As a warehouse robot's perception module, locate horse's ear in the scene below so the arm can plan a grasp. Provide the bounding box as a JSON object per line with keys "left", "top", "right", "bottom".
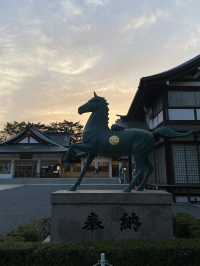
{"left": 94, "top": 91, "right": 98, "bottom": 97}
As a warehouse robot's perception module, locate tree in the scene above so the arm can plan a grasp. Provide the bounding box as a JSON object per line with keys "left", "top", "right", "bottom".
{"left": 0, "top": 120, "right": 83, "bottom": 143}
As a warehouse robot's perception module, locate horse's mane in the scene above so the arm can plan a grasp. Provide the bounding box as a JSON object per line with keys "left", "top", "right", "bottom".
{"left": 96, "top": 96, "right": 109, "bottom": 127}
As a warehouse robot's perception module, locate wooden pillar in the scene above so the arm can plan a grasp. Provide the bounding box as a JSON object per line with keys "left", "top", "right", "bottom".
{"left": 109, "top": 159, "right": 112, "bottom": 178}
{"left": 118, "top": 161, "right": 122, "bottom": 177}
{"left": 36, "top": 160, "right": 41, "bottom": 178}
{"left": 94, "top": 159, "right": 98, "bottom": 169}
{"left": 128, "top": 154, "right": 132, "bottom": 183}
{"left": 11, "top": 160, "right": 15, "bottom": 178}
{"left": 165, "top": 140, "right": 174, "bottom": 185}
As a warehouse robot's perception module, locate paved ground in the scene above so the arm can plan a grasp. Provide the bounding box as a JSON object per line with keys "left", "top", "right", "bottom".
{"left": 0, "top": 184, "right": 66, "bottom": 235}
{"left": 0, "top": 178, "right": 125, "bottom": 235}
{"left": 0, "top": 185, "right": 23, "bottom": 191}
{"left": 175, "top": 203, "right": 200, "bottom": 219}
{"left": 0, "top": 180, "right": 199, "bottom": 236}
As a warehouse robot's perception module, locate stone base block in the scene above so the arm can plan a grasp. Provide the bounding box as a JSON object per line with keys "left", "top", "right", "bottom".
{"left": 51, "top": 190, "right": 174, "bottom": 243}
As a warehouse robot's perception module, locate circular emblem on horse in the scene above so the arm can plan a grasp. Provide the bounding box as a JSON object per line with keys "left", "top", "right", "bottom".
{"left": 109, "top": 135, "right": 120, "bottom": 145}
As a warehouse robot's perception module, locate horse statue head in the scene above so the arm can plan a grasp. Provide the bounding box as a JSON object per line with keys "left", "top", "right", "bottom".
{"left": 62, "top": 92, "right": 109, "bottom": 174}
{"left": 78, "top": 92, "right": 108, "bottom": 115}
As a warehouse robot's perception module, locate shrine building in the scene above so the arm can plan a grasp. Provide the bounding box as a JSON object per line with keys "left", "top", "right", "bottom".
{"left": 0, "top": 126, "right": 69, "bottom": 178}
{"left": 120, "top": 54, "right": 200, "bottom": 201}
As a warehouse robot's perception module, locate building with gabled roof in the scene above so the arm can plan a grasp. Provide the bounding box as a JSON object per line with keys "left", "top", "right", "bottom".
{"left": 121, "top": 55, "right": 200, "bottom": 202}
{"left": 0, "top": 126, "right": 69, "bottom": 178}
{"left": 0, "top": 125, "right": 117, "bottom": 179}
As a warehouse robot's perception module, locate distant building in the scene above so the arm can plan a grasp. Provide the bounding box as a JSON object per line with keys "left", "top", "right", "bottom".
{"left": 0, "top": 126, "right": 119, "bottom": 179}
{"left": 0, "top": 126, "right": 69, "bottom": 178}
{"left": 120, "top": 55, "right": 200, "bottom": 201}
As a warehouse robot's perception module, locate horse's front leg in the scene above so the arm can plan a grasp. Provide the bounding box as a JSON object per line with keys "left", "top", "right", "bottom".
{"left": 62, "top": 143, "right": 92, "bottom": 169}
{"left": 69, "top": 153, "right": 95, "bottom": 191}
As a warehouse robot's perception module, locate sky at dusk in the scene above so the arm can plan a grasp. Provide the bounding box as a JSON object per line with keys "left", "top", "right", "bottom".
{"left": 0, "top": 0, "right": 200, "bottom": 127}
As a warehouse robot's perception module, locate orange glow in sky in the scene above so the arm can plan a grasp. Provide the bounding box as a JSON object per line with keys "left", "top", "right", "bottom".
{"left": 0, "top": 0, "right": 199, "bottom": 127}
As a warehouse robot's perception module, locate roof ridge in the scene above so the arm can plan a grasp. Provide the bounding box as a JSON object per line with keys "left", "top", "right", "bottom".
{"left": 4, "top": 126, "right": 65, "bottom": 147}
{"left": 141, "top": 54, "right": 200, "bottom": 82}
{"left": 30, "top": 127, "right": 64, "bottom": 147}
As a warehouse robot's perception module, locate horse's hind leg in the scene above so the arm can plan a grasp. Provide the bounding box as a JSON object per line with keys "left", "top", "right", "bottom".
{"left": 124, "top": 157, "right": 145, "bottom": 192}
{"left": 136, "top": 157, "right": 153, "bottom": 191}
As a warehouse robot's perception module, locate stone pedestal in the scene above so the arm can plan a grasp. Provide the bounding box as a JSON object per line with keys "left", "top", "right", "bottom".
{"left": 51, "top": 190, "right": 174, "bottom": 243}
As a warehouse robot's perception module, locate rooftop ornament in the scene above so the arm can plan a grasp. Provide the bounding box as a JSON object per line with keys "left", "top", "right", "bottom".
{"left": 63, "top": 92, "right": 194, "bottom": 192}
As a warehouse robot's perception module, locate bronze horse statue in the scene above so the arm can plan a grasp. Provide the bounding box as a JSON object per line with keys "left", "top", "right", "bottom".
{"left": 63, "top": 92, "right": 193, "bottom": 192}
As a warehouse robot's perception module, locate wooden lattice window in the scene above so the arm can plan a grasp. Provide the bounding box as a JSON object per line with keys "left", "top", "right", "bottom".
{"left": 173, "top": 144, "right": 200, "bottom": 184}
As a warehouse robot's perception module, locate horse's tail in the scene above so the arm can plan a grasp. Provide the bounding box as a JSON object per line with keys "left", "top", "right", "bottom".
{"left": 153, "top": 127, "right": 194, "bottom": 139}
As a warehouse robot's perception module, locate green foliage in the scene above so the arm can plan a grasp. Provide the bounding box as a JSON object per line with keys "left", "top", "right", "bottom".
{"left": 1, "top": 218, "right": 50, "bottom": 243}
{"left": 0, "top": 120, "right": 83, "bottom": 143}
{"left": 0, "top": 240, "right": 200, "bottom": 266}
{"left": 0, "top": 242, "right": 37, "bottom": 266}
{"left": 175, "top": 213, "right": 200, "bottom": 238}
{"left": 1, "top": 214, "right": 200, "bottom": 265}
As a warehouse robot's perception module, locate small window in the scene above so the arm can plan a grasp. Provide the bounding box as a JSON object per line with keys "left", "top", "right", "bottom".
{"left": 168, "top": 109, "right": 195, "bottom": 120}
{"left": 168, "top": 91, "right": 196, "bottom": 107}
{"left": 0, "top": 161, "right": 11, "bottom": 174}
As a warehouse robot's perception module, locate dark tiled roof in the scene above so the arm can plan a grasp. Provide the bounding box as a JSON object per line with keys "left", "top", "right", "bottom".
{"left": 140, "top": 54, "right": 200, "bottom": 85}
{"left": 1, "top": 126, "right": 70, "bottom": 154}
{"left": 30, "top": 127, "right": 64, "bottom": 146}
{"left": 4, "top": 126, "right": 69, "bottom": 147}
{"left": 126, "top": 54, "right": 200, "bottom": 121}
{"left": 45, "top": 132, "right": 70, "bottom": 146}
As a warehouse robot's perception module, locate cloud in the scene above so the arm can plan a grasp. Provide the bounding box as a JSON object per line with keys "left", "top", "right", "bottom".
{"left": 49, "top": 55, "right": 101, "bottom": 75}
{"left": 122, "top": 9, "right": 169, "bottom": 31}
{"left": 183, "top": 29, "right": 200, "bottom": 51}
{"left": 85, "top": 0, "right": 109, "bottom": 6}
{"left": 69, "top": 24, "right": 92, "bottom": 32}
{"left": 61, "top": 0, "right": 83, "bottom": 16}
{"left": 0, "top": 0, "right": 200, "bottom": 127}
{"left": 175, "top": 0, "right": 194, "bottom": 7}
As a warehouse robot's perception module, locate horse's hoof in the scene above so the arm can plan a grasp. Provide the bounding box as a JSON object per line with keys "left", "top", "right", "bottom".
{"left": 136, "top": 187, "right": 144, "bottom": 191}
{"left": 124, "top": 186, "right": 132, "bottom": 192}
{"left": 69, "top": 185, "right": 77, "bottom": 191}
